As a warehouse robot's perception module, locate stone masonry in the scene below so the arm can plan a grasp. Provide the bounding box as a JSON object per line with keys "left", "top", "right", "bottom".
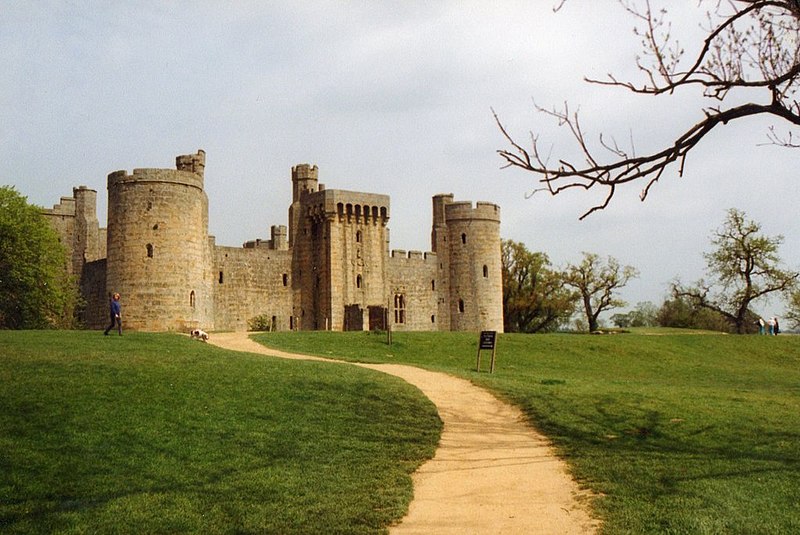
{"left": 42, "top": 150, "right": 503, "bottom": 333}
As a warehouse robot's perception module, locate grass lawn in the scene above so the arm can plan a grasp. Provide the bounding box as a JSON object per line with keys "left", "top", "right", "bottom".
{"left": 0, "top": 331, "right": 441, "bottom": 534}
{"left": 254, "top": 330, "right": 800, "bottom": 534}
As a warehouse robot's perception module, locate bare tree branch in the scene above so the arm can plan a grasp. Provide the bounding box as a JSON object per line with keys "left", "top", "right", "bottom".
{"left": 498, "top": 0, "right": 800, "bottom": 218}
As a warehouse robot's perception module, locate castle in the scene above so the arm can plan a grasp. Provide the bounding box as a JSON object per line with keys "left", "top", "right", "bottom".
{"left": 43, "top": 150, "right": 503, "bottom": 333}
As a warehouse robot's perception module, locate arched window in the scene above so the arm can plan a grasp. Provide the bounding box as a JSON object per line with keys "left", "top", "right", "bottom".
{"left": 218, "top": 271, "right": 224, "bottom": 284}
{"left": 431, "top": 314, "right": 436, "bottom": 323}
{"left": 431, "top": 279, "right": 436, "bottom": 291}
{"left": 282, "top": 273, "right": 288, "bottom": 286}
{"left": 356, "top": 275, "right": 363, "bottom": 289}
{"left": 461, "top": 233, "right": 467, "bottom": 244}
{"left": 189, "top": 290, "right": 195, "bottom": 308}
{"left": 356, "top": 230, "right": 362, "bottom": 243}
{"left": 146, "top": 243, "right": 154, "bottom": 258}
{"left": 483, "top": 265, "right": 489, "bottom": 278}
{"left": 458, "top": 299, "right": 465, "bottom": 313}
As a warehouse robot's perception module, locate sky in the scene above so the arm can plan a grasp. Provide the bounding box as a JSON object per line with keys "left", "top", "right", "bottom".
{"left": 2, "top": 1, "right": 798, "bottom": 321}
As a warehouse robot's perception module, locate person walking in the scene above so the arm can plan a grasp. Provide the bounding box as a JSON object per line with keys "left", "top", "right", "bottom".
{"left": 767, "top": 317, "right": 776, "bottom": 336}
{"left": 104, "top": 293, "right": 122, "bottom": 336}
{"left": 758, "top": 317, "right": 766, "bottom": 335}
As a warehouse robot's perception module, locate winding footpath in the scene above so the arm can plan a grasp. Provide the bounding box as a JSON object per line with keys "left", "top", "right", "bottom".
{"left": 209, "top": 332, "right": 598, "bottom": 534}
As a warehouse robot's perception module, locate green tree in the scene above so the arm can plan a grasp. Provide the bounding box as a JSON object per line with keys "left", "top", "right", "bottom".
{"left": 672, "top": 208, "right": 798, "bottom": 334}
{"left": 563, "top": 252, "right": 638, "bottom": 332}
{"left": 610, "top": 312, "right": 632, "bottom": 328}
{"left": 611, "top": 301, "right": 659, "bottom": 328}
{"left": 501, "top": 239, "right": 576, "bottom": 333}
{"left": 657, "top": 294, "right": 730, "bottom": 332}
{"left": 0, "top": 186, "right": 77, "bottom": 328}
{"left": 783, "top": 289, "right": 800, "bottom": 330}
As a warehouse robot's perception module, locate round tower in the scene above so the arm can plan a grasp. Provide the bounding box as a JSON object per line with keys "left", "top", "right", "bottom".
{"left": 105, "top": 150, "right": 213, "bottom": 331}
{"left": 445, "top": 201, "right": 503, "bottom": 332}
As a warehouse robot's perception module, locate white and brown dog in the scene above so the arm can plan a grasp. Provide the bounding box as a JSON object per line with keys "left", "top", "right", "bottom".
{"left": 190, "top": 328, "right": 209, "bottom": 342}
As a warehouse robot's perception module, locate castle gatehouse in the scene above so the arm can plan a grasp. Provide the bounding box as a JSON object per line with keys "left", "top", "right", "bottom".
{"left": 43, "top": 150, "right": 503, "bottom": 333}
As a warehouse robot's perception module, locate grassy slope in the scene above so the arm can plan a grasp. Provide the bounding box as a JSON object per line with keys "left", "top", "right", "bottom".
{"left": 254, "top": 330, "right": 800, "bottom": 534}
{"left": 0, "top": 331, "right": 441, "bottom": 535}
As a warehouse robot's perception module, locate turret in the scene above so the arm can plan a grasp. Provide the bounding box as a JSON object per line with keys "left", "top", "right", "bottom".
{"left": 443, "top": 200, "right": 503, "bottom": 332}
{"left": 176, "top": 150, "right": 206, "bottom": 178}
{"left": 431, "top": 193, "right": 454, "bottom": 253}
{"left": 271, "top": 225, "right": 288, "bottom": 250}
{"left": 291, "top": 164, "right": 319, "bottom": 201}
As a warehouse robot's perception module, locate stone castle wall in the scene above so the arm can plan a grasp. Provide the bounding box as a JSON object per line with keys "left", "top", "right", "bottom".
{"left": 42, "top": 186, "right": 107, "bottom": 328}
{"left": 213, "top": 244, "right": 293, "bottom": 331}
{"left": 81, "top": 259, "right": 108, "bottom": 328}
{"left": 43, "top": 150, "right": 503, "bottom": 333}
{"left": 42, "top": 189, "right": 102, "bottom": 278}
{"left": 387, "top": 250, "right": 439, "bottom": 331}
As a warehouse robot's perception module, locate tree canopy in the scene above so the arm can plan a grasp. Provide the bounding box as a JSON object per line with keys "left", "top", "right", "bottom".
{"left": 0, "top": 186, "right": 77, "bottom": 329}
{"left": 501, "top": 239, "right": 575, "bottom": 332}
{"left": 672, "top": 208, "right": 798, "bottom": 333}
{"left": 496, "top": 0, "right": 800, "bottom": 218}
{"left": 656, "top": 294, "right": 731, "bottom": 332}
{"left": 610, "top": 301, "right": 658, "bottom": 328}
{"left": 563, "top": 252, "right": 639, "bottom": 332}
{"left": 786, "top": 288, "right": 800, "bottom": 329}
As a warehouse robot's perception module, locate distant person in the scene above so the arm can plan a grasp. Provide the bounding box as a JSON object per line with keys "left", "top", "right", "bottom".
{"left": 758, "top": 317, "right": 765, "bottom": 335}
{"left": 767, "top": 317, "right": 776, "bottom": 336}
{"left": 774, "top": 317, "right": 780, "bottom": 335}
{"left": 104, "top": 293, "right": 122, "bottom": 336}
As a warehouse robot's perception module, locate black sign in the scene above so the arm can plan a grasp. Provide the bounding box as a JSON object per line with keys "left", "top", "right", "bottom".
{"left": 479, "top": 330, "right": 496, "bottom": 350}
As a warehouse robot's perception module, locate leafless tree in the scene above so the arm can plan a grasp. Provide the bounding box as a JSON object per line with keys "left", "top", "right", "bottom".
{"left": 563, "top": 252, "right": 639, "bottom": 332}
{"left": 496, "top": 0, "right": 800, "bottom": 219}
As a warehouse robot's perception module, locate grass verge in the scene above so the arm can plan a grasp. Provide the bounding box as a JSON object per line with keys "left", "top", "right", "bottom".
{"left": 253, "top": 330, "right": 800, "bottom": 534}
{"left": 0, "top": 331, "right": 441, "bottom": 534}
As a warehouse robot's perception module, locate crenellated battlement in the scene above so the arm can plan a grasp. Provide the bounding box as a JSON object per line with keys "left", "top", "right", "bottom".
{"left": 390, "top": 250, "right": 437, "bottom": 262}
{"left": 292, "top": 163, "right": 319, "bottom": 180}
{"left": 107, "top": 166, "right": 204, "bottom": 191}
{"left": 176, "top": 150, "right": 205, "bottom": 177}
{"left": 444, "top": 200, "right": 501, "bottom": 223}
{"left": 242, "top": 225, "right": 289, "bottom": 251}
{"left": 302, "top": 189, "right": 391, "bottom": 224}
{"left": 44, "top": 196, "right": 77, "bottom": 216}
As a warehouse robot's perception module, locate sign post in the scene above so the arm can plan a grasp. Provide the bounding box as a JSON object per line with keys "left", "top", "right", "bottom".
{"left": 476, "top": 330, "right": 497, "bottom": 373}
{"left": 385, "top": 300, "right": 392, "bottom": 346}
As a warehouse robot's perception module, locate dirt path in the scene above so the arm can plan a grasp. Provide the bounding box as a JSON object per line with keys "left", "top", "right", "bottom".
{"left": 208, "top": 332, "right": 598, "bottom": 534}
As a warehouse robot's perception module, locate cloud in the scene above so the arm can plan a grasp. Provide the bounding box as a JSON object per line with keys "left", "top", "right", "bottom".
{"left": 2, "top": 1, "right": 797, "bottom": 319}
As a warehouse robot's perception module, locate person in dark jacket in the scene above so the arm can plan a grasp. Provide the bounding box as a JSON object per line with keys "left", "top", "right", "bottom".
{"left": 104, "top": 293, "right": 122, "bottom": 336}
